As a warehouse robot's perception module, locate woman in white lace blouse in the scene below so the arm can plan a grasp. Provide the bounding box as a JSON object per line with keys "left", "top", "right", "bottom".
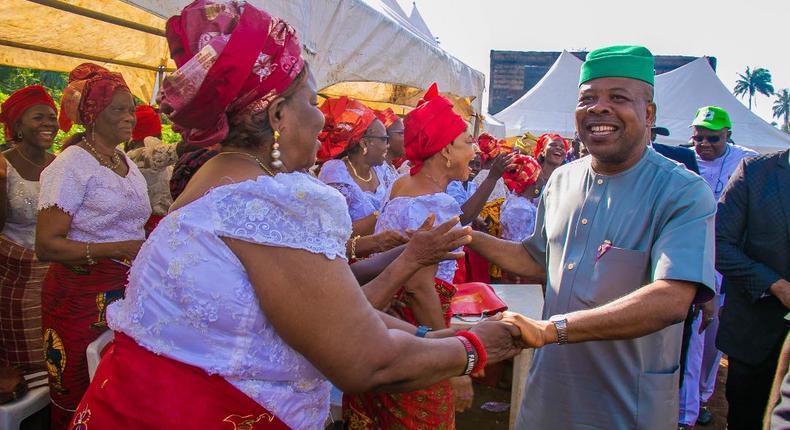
{"left": 0, "top": 85, "right": 58, "bottom": 375}
{"left": 35, "top": 64, "right": 150, "bottom": 430}
{"left": 73, "top": 2, "right": 524, "bottom": 429}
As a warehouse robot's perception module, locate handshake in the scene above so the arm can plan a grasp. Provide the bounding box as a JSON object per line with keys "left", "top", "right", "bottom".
{"left": 466, "top": 312, "right": 557, "bottom": 365}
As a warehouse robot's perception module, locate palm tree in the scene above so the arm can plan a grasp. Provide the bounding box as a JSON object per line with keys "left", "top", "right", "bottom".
{"left": 773, "top": 89, "right": 790, "bottom": 133}
{"left": 733, "top": 67, "right": 775, "bottom": 110}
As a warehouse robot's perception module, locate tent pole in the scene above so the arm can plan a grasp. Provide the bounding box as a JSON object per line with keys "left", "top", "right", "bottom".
{"left": 25, "top": 0, "right": 165, "bottom": 36}
{"left": 0, "top": 39, "right": 173, "bottom": 72}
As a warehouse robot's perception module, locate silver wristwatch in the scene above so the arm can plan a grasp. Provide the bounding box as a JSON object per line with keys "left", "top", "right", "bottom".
{"left": 549, "top": 314, "right": 569, "bottom": 345}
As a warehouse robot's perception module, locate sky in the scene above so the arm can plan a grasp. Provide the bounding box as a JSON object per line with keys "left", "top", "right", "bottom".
{"left": 396, "top": 0, "right": 790, "bottom": 125}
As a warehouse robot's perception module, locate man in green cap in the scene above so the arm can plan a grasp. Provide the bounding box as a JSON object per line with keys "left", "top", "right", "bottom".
{"left": 468, "top": 45, "right": 716, "bottom": 429}
{"left": 678, "top": 106, "right": 757, "bottom": 429}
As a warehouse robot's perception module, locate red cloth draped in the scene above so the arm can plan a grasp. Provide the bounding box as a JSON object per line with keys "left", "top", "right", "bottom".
{"left": 503, "top": 154, "right": 542, "bottom": 194}
{"left": 317, "top": 96, "right": 376, "bottom": 162}
{"left": 0, "top": 85, "right": 57, "bottom": 140}
{"left": 71, "top": 332, "right": 290, "bottom": 430}
{"left": 477, "top": 132, "right": 509, "bottom": 163}
{"left": 374, "top": 107, "right": 399, "bottom": 129}
{"left": 132, "top": 105, "right": 162, "bottom": 141}
{"left": 42, "top": 260, "right": 128, "bottom": 430}
{"left": 160, "top": 0, "right": 304, "bottom": 147}
{"left": 59, "top": 64, "right": 130, "bottom": 132}
{"left": 404, "top": 83, "right": 467, "bottom": 175}
{"left": 533, "top": 133, "right": 569, "bottom": 158}
{"left": 463, "top": 246, "right": 492, "bottom": 284}
{"left": 343, "top": 278, "right": 456, "bottom": 429}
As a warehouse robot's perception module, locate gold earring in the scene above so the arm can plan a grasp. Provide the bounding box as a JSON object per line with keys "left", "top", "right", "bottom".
{"left": 362, "top": 146, "right": 368, "bottom": 156}
{"left": 271, "top": 130, "right": 283, "bottom": 170}
{"left": 446, "top": 158, "right": 452, "bottom": 168}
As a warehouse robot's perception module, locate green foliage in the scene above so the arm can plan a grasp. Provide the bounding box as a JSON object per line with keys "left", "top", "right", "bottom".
{"left": 733, "top": 67, "right": 775, "bottom": 110}
{"left": 0, "top": 65, "right": 179, "bottom": 148}
{"left": 772, "top": 89, "right": 790, "bottom": 133}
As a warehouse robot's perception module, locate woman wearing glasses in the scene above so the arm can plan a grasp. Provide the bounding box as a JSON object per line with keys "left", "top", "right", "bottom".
{"left": 317, "top": 97, "right": 407, "bottom": 258}
{"left": 344, "top": 83, "right": 481, "bottom": 428}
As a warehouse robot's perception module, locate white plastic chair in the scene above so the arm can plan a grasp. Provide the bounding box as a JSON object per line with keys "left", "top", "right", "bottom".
{"left": 0, "top": 385, "right": 50, "bottom": 430}
{"left": 86, "top": 330, "right": 114, "bottom": 381}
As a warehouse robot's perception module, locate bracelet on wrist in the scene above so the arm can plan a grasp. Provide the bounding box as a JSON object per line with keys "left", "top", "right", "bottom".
{"left": 85, "top": 242, "right": 97, "bottom": 266}
{"left": 415, "top": 326, "right": 432, "bottom": 338}
{"left": 456, "top": 336, "right": 477, "bottom": 376}
{"left": 456, "top": 330, "right": 487, "bottom": 375}
{"left": 349, "top": 235, "right": 361, "bottom": 260}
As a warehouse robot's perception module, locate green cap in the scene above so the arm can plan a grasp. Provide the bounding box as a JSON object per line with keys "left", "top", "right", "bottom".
{"left": 579, "top": 45, "right": 655, "bottom": 86}
{"left": 691, "top": 106, "right": 731, "bottom": 130}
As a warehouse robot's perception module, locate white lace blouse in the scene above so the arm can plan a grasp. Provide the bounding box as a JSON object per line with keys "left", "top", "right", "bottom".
{"left": 471, "top": 169, "right": 508, "bottom": 202}
{"left": 500, "top": 194, "right": 538, "bottom": 242}
{"left": 318, "top": 159, "right": 392, "bottom": 221}
{"left": 38, "top": 146, "right": 150, "bottom": 243}
{"left": 2, "top": 162, "right": 40, "bottom": 249}
{"left": 376, "top": 192, "right": 461, "bottom": 283}
{"left": 107, "top": 172, "right": 351, "bottom": 430}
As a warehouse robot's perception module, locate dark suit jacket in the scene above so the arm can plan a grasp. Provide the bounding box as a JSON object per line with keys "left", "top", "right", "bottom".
{"left": 716, "top": 150, "right": 790, "bottom": 365}
{"left": 652, "top": 142, "right": 700, "bottom": 174}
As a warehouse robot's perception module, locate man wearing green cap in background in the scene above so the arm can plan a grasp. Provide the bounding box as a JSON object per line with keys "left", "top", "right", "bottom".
{"left": 468, "top": 45, "right": 716, "bottom": 428}
{"left": 678, "top": 106, "right": 757, "bottom": 429}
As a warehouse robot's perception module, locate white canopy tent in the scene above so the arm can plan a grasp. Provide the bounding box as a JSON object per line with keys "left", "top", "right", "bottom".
{"left": 654, "top": 57, "right": 790, "bottom": 154}
{"left": 493, "top": 50, "right": 583, "bottom": 138}
{"left": 482, "top": 114, "right": 506, "bottom": 138}
{"left": 0, "top": 0, "right": 484, "bottom": 116}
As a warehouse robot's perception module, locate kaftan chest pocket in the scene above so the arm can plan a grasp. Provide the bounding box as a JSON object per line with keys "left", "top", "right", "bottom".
{"left": 576, "top": 247, "right": 649, "bottom": 307}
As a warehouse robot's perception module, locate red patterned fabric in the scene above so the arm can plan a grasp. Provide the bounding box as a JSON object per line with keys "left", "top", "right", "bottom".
{"left": 343, "top": 278, "right": 457, "bottom": 429}
{"left": 42, "top": 260, "right": 128, "bottom": 430}
{"left": 374, "top": 107, "right": 399, "bottom": 129}
{"left": 59, "top": 64, "right": 130, "bottom": 132}
{"left": 132, "top": 105, "right": 162, "bottom": 141}
{"left": 477, "top": 132, "right": 509, "bottom": 163}
{"left": 160, "top": 0, "right": 304, "bottom": 147}
{"left": 316, "top": 96, "right": 376, "bottom": 162}
{"left": 0, "top": 236, "right": 49, "bottom": 372}
{"left": 404, "top": 83, "right": 467, "bottom": 175}
{"left": 503, "top": 154, "right": 542, "bottom": 194}
{"left": 0, "top": 85, "right": 57, "bottom": 140}
{"left": 71, "top": 332, "right": 291, "bottom": 430}
{"left": 533, "top": 133, "right": 568, "bottom": 158}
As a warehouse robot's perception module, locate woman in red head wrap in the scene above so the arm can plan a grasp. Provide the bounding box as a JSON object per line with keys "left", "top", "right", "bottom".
{"left": 35, "top": 63, "right": 151, "bottom": 429}
{"left": 501, "top": 154, "right": 542, "bottom": 241}
{"left": 374, "top": 107, "right": 406, "bottom": 179}
{"left": 0, "top": 85, "right": 57, "bottom": 375}
{"left": 343, "top": 83, "right": 481, "bottom": 428}
{"left": 317, "top": 97, "right": 407, "bottom": 257}
{"left": 72, "top": 3, "right": 523, "bottom": 430}
{"left": 125, "top": 105, "right": 177, "bottom": 234}
{"left": 525, "top": 133, "right": 568, "bottom": 199}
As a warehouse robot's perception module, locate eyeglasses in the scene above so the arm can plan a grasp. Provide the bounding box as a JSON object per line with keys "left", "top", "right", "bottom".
{"left": 364, "top": 135, "right": 389, "bottom": 143}
{"left": 691, "top": 135, "right": 722, "bottom": 144}
{"left": 388, "top": 130, "right": 404, "bottom": 136}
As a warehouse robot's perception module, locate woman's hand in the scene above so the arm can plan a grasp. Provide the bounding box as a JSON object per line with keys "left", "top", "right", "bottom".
{"left": 402, "top": 215, "right": 471, "bottom": 267}
{"left": 488, "top": 153, "right": 516, "bottom": 179}
{"left": 450, "top": 375, "right": 474, "bottom": 412}
{"left": 468, "top": 315, "right": 525, "bottom": 365}
{"left": 371, "top": 230, "right": 409, "bottom": 253}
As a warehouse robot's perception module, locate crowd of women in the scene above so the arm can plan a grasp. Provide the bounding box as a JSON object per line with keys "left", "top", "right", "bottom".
{"left": 0, "top": 1, "right": 580, "bottom": 428}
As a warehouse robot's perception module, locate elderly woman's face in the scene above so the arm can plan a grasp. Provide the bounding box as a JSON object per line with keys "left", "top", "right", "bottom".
{"left": 361, "top": 119, "right": 389, "bottom": 167}
{"left": 278, "top": 72, "right": 325, "bottom": 171}
{"left": 94, "top": 91, "right": 136, "bottom": 143}
{"left": 446, "top": 129, "right": 477, "bottom": 181}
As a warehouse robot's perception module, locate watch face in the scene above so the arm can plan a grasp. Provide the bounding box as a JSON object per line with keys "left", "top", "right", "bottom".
{"left": 549, "top": 314, "right": 566, "bottom": 322}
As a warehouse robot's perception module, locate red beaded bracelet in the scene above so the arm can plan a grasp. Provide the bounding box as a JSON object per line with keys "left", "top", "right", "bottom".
{"left": 456, "top": 330, "right": 487, "bottom": 375}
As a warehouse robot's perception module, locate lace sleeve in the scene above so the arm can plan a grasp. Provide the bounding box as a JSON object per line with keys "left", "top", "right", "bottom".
{"left": 404, "top": 193, "right": 462, "bottom": 231}
{"left": 38, "top": 148, "right": 88, "bottom": 215}
{"left": 211, "top": 173, "right": 352, "bottom": 260}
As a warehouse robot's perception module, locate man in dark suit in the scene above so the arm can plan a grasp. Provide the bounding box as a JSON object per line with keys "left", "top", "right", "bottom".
{"left": 716, "top": 149, "right": 790, "bottom": 430}
{"left": 651, "top": 126, "right": 700, "bottom": 174}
